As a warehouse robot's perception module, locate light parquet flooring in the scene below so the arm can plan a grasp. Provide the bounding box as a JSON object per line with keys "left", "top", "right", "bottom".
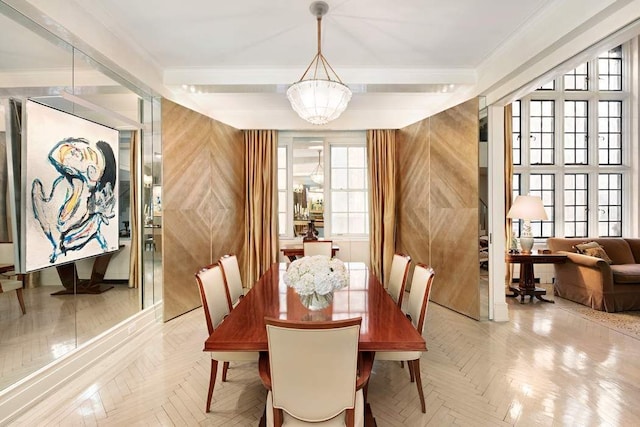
{"left": 13, "top": 289, "right": 640, "bottom": 426}
{"left": 0, "top": 284, "right": 139, "bottom": 391}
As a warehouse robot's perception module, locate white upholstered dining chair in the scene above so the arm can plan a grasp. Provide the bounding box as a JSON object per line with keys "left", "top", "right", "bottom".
{"left": 218, "top": 254, "right": 244, "bottom": 309}
{"left": 376, "top": 263, "right": 434, "bottom": 413}
{"left": 387, "top": 253, "right": 411, "bottom": 309}
{"left": 195, "top": 263, "right": 258, "bottom": 412}
{"left": 303, "top": 240, "right": 333, "bottom": 257}
{"left": 260, "top": 317, "right": 372, "bottom": 427}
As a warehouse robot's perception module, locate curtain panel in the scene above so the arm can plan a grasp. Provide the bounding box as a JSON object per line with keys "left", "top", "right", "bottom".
{"left": 367, "top": 129, "right": 397, "bottom": 284}
{"left": 128, "top": 131, "right": 140, "bottom": 289}
{"left": 244, "top": 130, "right": 279, "bottom": 288}
{"left": 504, "top": 105, "right": 513, "bottom": 288}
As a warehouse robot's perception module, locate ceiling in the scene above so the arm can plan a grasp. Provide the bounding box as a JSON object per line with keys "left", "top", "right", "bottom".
{"left": 3, "top": 0, "right": 638, "bottom": 130}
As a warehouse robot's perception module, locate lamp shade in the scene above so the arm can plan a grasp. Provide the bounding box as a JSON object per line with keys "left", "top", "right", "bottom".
{"left": 287, "top": 79, "right": 352, "bottom": 125}
{"left": 507, "top": 195, "right": 548, "bottom": 221}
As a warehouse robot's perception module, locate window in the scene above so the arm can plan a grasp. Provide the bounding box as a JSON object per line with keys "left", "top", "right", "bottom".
{"left": 512, "top": 44, "right": 628, "bottom": 239}
{"left": 278, "top": 132, "right": 368, "bottom": 238}
{"left": 330, "top": 146, "right": 368, "bottom": 235}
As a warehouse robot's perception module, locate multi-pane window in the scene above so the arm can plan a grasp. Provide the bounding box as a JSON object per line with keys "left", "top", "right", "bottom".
{"left": 529, "top": 174, "right": 555, "bottom": 237}
{"left": 512, "top": 44, "right": 628, "bottom": 240}
{"left": 598, "top": 46, "right": 622, "bottom": 91}
{"left": 564, "top": 100, "right": 588, "bottom": 165}
{"left": 511, "top": 174, "right": 522, "bottom": 237}
{"left": 564, "top": 174, "right": 588, "bottom": 237}
{"left": 529, "top": 100, "right": 555, "bottom": 165}
{"left": 277, "top": 146, "right": 287, "bottom": 236}
{"left": 278, "top": 133, "right": 368, "bottom": 238}
{"left": 331, "top": 146, "right": 368, "bottom": 235}
{"left": 512, "top": 101, "right": 521, "bottom": 165}
{"left": 537, "top": 81, "right": 555, "bottom": 91}
{"left": 598, "top": 100, "right": 622, "bottom": 165}
{"left": 564, "top": 64, "right": 589, "bottom": 91}
{"left": 598, "top": 173, "right": 622, "bottom": 236}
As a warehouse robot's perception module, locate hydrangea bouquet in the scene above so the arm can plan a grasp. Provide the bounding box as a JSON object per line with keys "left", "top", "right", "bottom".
{"left": 284, "top": 255, "right": 349, "bottom": 310}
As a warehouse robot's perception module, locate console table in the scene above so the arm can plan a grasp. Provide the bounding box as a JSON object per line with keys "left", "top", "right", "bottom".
{"left": 280, "top": 244, "right": 339, "bottom": 262}
{"left": 51, "top": 245, "right": 125, "bottom": 295}
{"left": 505, "top": 253, "right": 567, "bottom": 304}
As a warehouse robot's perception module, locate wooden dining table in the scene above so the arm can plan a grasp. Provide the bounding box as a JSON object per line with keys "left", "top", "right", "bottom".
{"left": 204, "top": 262, "right": 426, "bottom": 353}
{"left": 204, "top": 262, "right": 426, "bottom": 426}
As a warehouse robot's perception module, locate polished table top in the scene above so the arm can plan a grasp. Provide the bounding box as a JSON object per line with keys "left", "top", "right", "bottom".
{"left": 204, "top": 262, "right": 426, "bottom": 353}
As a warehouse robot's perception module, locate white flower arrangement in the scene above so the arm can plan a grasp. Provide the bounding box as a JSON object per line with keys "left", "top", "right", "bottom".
{"left": 284, "top": 255, "right": 349, "bottom": 296}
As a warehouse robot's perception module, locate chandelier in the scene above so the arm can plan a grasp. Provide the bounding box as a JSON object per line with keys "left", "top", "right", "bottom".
{"left": 309, "top": 149, "right": 324, "bottom": 184}
{"left": 287, "top": 1, "right": 352, "bottom": 125}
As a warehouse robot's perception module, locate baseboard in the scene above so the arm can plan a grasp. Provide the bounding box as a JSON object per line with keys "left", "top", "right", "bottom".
{"left": 492, "top": 301, "right": 510, "bottom": 322}
{"left": 0, "top": 304, "right": 159, "bottom": 424}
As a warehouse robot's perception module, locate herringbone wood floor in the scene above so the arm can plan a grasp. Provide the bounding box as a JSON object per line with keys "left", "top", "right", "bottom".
{"left": 14, "top": 288, "right": 640, "bottom": 426}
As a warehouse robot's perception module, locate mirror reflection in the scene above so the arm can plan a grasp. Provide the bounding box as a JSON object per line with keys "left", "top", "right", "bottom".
{"left": 0, "top": 3, "right": 157, "bottom": 391}
{"left": 293, "top": 141, "right": 325, "bottom": 238}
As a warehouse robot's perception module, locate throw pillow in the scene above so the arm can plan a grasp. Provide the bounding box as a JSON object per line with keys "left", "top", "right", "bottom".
{"left": 575, "top": 241, "right": 613, "bottom": 264}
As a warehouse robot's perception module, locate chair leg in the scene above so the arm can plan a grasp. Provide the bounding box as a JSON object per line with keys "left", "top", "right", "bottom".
{"left": 411, "top": 359, "right": 426, "bottom": 413}
{"left": 207, "top": 359, "right": 218, "bottom": 413}
{"left": 407, "top": 359, "right": 415, "bottom": 383}
{"left": 15, "top": 288, "right": 26, "bottom": 315}
{"left": 222, "top": 361, "right": 230, "bottom": 381}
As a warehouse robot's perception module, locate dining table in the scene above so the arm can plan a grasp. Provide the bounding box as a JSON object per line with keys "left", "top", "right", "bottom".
{"left": 204, "top": 262, "right": 427, "bottom": 425}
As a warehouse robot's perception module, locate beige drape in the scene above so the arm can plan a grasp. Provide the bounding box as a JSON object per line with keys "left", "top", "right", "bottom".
{"left": 504, "top": 105, "right": 513, "bottom": 288}
{"left": 128, "top": 131, "right": 140, "bottom": 289}
{"left": 244, "top": 130, "right": 279, "bottom": 288}
{"left": 367, "top": 129, "right": 396, "bottom": 284}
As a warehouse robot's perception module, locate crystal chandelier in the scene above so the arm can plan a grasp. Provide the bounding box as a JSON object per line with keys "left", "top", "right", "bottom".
{"left": 287, "top": 1, "right": 352, "bottom": 125}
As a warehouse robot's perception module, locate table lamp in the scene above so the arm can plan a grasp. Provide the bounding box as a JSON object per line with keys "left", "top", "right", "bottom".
{"left": 507, "top": 195, "right": 548, "bottom": 254}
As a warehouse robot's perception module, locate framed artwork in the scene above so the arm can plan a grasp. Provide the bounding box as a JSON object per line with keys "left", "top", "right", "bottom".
{"left": 23, "top": 100, "right": 119, "bottom": 272}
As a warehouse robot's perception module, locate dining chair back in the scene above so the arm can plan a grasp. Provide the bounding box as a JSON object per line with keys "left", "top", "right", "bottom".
{"left": 303, "top": 240, "right": 333, "bottom": 257}
{"left": 219, "top": 254, "right": 244, "bottom": 309}
{"left": 375, "top": 263, "right": 435, "bottom": 414}
{"left": 195, "top": 264, "right": 258, "bottom": 412}
{"left": 262, "top": 317, "right": 366, "bottom": 426}
{"left": 387, "top": 253, "right": 411, "bottom": 308}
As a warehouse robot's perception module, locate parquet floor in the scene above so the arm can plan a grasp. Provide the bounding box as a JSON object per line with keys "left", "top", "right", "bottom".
{"left": 0, "top": 284, "right": 139, "bottom": 391}
{"left": 13, "top": 286, "right": 640, "bottom": 426}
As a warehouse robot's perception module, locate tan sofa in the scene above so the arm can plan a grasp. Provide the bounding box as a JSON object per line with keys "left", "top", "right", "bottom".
{"left": 547, "top": 238, "right": 640, "bottom": 312}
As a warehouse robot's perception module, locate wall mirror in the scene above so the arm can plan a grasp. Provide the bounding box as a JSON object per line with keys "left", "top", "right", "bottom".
{"left": 292, "top": 140, "right": 325, "bottom": 238}
{"left": 0, "top": 2, "right": 159, "bottom": 392}
{"left": 479, "top": 97, "right": 489, "bottom": 320}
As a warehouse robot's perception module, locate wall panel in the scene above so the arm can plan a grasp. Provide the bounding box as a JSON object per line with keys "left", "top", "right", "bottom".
{"left": 397, "top": 98, "right": 480, "bottom": 319}
{"left": 162, "top": 99, "right": 244, "bottom": 321}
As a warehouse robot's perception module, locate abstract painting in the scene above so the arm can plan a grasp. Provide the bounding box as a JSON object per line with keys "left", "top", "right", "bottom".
{"left": 24, "top": 100, "right": 119, "bottom": 272}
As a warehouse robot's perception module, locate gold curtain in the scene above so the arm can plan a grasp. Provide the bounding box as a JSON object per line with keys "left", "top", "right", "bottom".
{"left": 128, "top": 131, "right": 140, "bottom": 289}
{"left": 504, "top": 105, "right": 513, "bottom": 288}
{"left": 244, "top": 130, "right": 279, "bottom": 288}
{"left": 367, "top": 129, "right": 396, "bottom": 284}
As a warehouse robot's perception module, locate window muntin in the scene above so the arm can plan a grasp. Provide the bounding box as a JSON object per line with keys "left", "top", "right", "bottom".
{"left": 512, "top": 100, "right": 521, "bottom": 165}
{"left": 564, "top": 100, "right": 588, "bottom": 165}
{"left": 529, "top": 173, "right": 555, "bottom": 238}
{"left": 598, "top": 100, "right": 622, "bottom": 165}
{"left": 564, "top": 63, "right": 589, "bottom": 91}
{"left": 529, "top": 100, "right": 555, "bottom": 165}
{"left": 598, "top": 46, "right": 622, "bottom": 91}
{"left": 331, "top": 146, "right": 368, "bottom": 235}
{"left": 598, "top": 173, "right": 622, "bottom": 237}
{"left": 537, "top": 80, "right": 555, "bottom": 91}
{"left": 512, "top": 44, "right": 628, "bottom": 239}
{"left": 564, "top": 174, "right": 588, "bottom": 237}
{"left": 277, "top": 146, "right": 288, "bottom": 236}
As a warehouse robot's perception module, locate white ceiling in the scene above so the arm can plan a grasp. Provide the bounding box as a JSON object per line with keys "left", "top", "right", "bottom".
{"left": 4, "top": 0, "right": 640, "bottom": 129}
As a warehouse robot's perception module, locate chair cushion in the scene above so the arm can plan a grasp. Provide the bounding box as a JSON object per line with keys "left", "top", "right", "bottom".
{"left": 373, "top": 351, "right": 422, "bottom": 362}
{"left": 611, "top": 265, "right": 640, "bottom": 284}
{"left": 0, "top": 279, "right": 22, "bottom": 293}
{"left": 209, "top": 351, "right": 259, "bottom": 362}
{"left": 266, "top": 389, "right": 364, "bottom": 427}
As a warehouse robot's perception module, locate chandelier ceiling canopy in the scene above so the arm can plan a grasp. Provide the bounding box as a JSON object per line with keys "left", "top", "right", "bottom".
{"left": 287, "top": 1, "right": 352, "bottom": 125}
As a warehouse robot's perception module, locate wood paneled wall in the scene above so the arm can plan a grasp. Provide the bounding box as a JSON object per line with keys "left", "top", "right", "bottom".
{"left": 161, "top": 99, "right": 244, "bottom": 321}
{"left": 397, "top": 98, "right": 480, "bottom": 319}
